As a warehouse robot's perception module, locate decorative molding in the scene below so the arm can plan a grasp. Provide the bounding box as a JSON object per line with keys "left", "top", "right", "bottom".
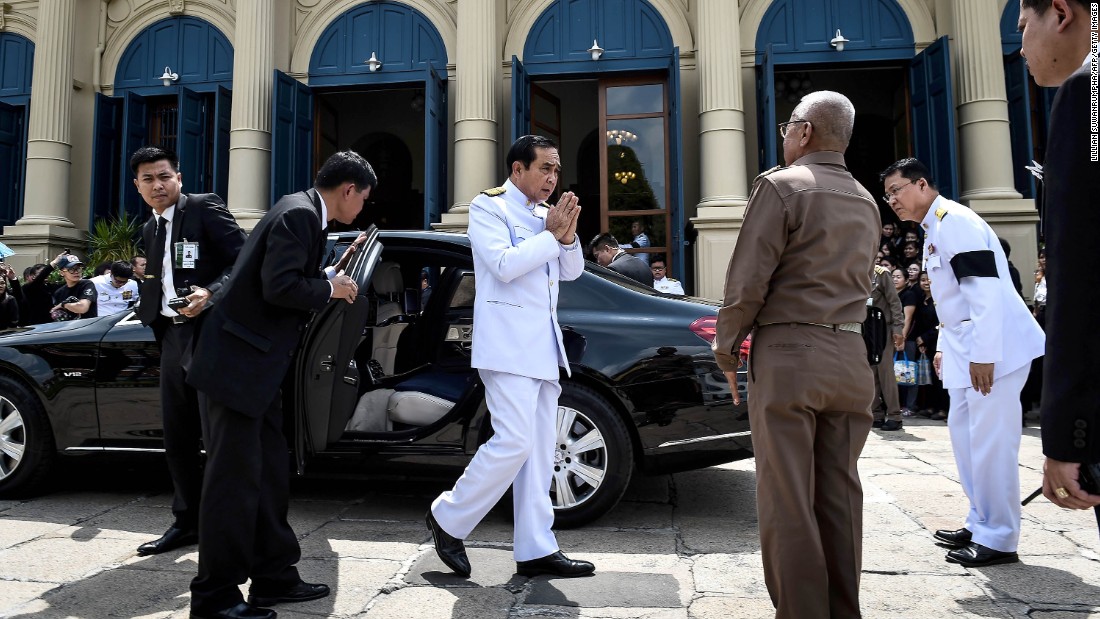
{"left": 0, "top": 3, "right": 35, "bottom": 41}
{"left": 168, "top": 0, "right": 184, "bottom": 16}
{"left": 0, "top": 3, "right": 10, "bottom": 31}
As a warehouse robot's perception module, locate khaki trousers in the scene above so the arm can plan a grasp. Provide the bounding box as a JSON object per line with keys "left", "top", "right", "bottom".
{"left": 872, "top": 337, "right": 902, "bottom": 422}
{"left": 749, "top": 324, "right": 875, "bottom": 619}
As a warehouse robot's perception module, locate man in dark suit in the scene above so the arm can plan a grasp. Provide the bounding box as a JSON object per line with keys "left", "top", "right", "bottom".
{"left": 589, "top": 232, "right": 652, "bottom": 285}
{"left": 1019, "top": 0, "right": 1100, "bottom": 519}
{"left": 129, "top": 146, "right": 246, "bottom": 557}
{"left": 185, "top": 151, "right": 375, "bottom": 619}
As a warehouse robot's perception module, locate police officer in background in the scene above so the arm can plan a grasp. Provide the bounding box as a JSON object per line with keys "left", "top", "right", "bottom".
{"left": 881, "top": 157, "right": 1044, "bottom": 567}
{"left": 713, "top": 91, "right": 879, "bottom": 619}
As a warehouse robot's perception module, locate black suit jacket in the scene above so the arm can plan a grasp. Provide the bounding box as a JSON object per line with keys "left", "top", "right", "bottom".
{"left": 1040, "top": 62, "right": 1100, "bottom": 463}
{"left": 608, "top": 251, "right": 653, "bottom": 286}
{"left": 138, "top": 193, "right": 246, "bottom": 330}
{"left": 186, "top": 189, "right": 332, "bottom": 416}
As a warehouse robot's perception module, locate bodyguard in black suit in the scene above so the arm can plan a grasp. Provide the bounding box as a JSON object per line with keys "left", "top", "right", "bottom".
{"left": 1019, "top": 0, "right": 1100, "bottom": 517}
{"left": 129, "top": 146, "right": 246, "bottom": 557}
{"left": 185, "top": 151, "right": 376, "bottom": 619}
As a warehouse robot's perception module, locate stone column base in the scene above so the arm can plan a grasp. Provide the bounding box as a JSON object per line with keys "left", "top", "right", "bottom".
{"left": 433, "top": 211, "right": 470, "bottom": 234}
{"left": 0, "top": 224, "right": 88, "bottom": 273}
{"left": 691, "top": 204, "right": 748, "bottom": 301}
{"left": 966, "top": 197, "right": 1040, "bottom": 301}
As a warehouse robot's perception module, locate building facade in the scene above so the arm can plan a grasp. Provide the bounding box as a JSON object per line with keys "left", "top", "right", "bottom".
{"left": 0, "top": 0, "right": 1048, "bottom": 298}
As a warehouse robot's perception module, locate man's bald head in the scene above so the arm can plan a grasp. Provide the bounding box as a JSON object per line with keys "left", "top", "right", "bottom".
{"left": 793, "top": 91, "right": 856, "bottom": 151}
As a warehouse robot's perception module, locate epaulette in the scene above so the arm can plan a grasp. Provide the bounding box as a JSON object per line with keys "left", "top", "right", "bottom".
{"left": 539, "top": 201, "right": 551, "bottom": 209}
{"left": 935, "top": 206, "right": 949, "bottom": 221}
{"left": 667, "top": 277, "right": 679, "bottom": 282}
{"left": 873, "top": 265, "right": 889, "bottom": 276}
{"left": 481, "top": 186, "right": 506, "bottom": 197}
{"left": 754, "top": 165, "right": 785, "bottom": 182}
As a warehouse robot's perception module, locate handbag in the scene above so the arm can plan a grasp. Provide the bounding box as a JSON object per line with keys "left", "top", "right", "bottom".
{"left": 894, "top": 352, "right": 917, "bottom": 385}
{"left": 916, "top": 353, "right": 933, "bottom": 385}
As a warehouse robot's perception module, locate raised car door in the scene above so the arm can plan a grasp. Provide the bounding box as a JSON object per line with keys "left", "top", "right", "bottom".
{"left": 293, "top": 227, "right": 382, "bottom": 473}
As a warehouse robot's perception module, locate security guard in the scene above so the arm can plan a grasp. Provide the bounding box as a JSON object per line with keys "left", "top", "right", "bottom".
{"left": 870, "top": 264, "right": 905, "bottom": 430}
{"left": 714, "top": 91, "right": 879, "bottom": 619}
{"left": 881, "top": 157, "right": 1044, "bottom": 567}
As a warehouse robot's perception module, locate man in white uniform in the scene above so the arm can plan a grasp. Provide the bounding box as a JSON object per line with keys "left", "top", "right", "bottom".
{"left": 882, "top": 158, "right": 1044, "bottom": 567}
{"left": 90, "top": 261, "right": 140, "bottom": 315}
{"left": 650, "top": 258, "right": 684, "bottom": 295}
{"left": 426, "top": 135, "right": 594, "bottom": 578}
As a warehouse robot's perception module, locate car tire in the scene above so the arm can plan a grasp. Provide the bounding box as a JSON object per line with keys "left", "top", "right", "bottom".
{"left": 0, "top": 376, "right": 56, "bottom": 497}
{"left": 551, "top": 381, "right": 633, "bottom": 529}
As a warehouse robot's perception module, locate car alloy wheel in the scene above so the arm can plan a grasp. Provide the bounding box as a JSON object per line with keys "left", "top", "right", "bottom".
{"left": 0, "top": 395, "right": 25, "bottom": 481}
{"left": 551, "top": 405, "right": 607, "bottom": 510}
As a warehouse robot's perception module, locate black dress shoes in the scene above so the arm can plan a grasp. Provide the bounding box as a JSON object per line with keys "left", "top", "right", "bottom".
{"left": 189, "top": 601, "right": 275, "bottom": 619}
{"left": 426, "top": 510, "right": 471, "bottom": 577}
{"left": 946, "top": 542, "right": 1019, "bottom": 567}
{"left": 137, "top": 526, "right": 198, "bottom": 556}
{"left": 933, "top": 527, "right": 972, "bottom": 548}
{"left": 247, "top": 581, "right": 330, "bottom": 607}
{"left": 516, "top": 551, "right": 595, "bottom": 578}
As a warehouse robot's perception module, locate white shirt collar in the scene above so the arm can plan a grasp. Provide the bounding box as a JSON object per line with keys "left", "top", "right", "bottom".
{"left": 316, "top": 191, "right": 329, "bottom": 230}
{"left": 155, "top": 203, "right": 176, "bottom": 224}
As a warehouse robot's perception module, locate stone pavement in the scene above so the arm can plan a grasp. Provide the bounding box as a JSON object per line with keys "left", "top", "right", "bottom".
{"left": 0, "top": 418, "right": 1097, "bottom": 618}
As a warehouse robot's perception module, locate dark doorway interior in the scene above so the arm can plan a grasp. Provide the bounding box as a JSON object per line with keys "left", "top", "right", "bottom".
{"left": 773, "top": 65, "right": 909, "bottom": 225}
{"left": 315, "top": 87, "right": 425, "bottom": 231}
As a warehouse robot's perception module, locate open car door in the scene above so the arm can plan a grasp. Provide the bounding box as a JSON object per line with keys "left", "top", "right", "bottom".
{"left": 294, "top": 227, "right": 383, "bottom": 473}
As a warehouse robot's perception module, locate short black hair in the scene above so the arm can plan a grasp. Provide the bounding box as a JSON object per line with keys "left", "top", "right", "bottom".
{"left": 506, "top": 135, "right": 558, "bottom": 174}
{"left": 650, "top": 256, "right": 667, "bottom": 267}
{"left": 879, "top": 157, "right": 937, "bottom": 190}
{"left": 94, "top": 260, "right": 112, "bottom": 277}
{"left": 131, "top": 254, "right": 146, "bottom": 263}
{"left": 23, "top": 264, "right": 45, "bottom": 280}
{"left": 588, "top": 232, "right": 619, "bottom": 255}
{"left": 129, "top": 146, "right": 179, "bottom": 176}
{"left": 314, "top": 150, "right": 377, "bottom": 192}
{"left": 998, "top": 237, "right": 1012, "bottom": 258}
{"left": 1021, "top": 0, "right": 1089, "bottom": 16}
{"left": 110, "top": 261, "right": 134, "bottom": 279}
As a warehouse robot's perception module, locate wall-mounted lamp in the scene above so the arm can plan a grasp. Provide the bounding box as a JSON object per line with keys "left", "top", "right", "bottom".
{"left": 587, "top": 39, "right": 604, "bottom": 61}
{"left": 830, "top": 29, "right": 849, "bottom": 52}
{"left": 366, "top": 52, "right": 383, "bottom": 72}
{"left": 159, "top": 66, "right": 179, "bottom": 87}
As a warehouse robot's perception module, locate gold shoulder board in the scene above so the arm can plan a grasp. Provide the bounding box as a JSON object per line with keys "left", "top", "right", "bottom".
{"left": 935, "top": 206, "right": 949, "bottom": 221}
{"left": 481, "top": 186, "right": 506, "bottom": 197}
{"left": 873, "top": 265, "right": 889, "bottom": 276}
{"left": 539, "top": 201, "right": 552, "bottom": 209}
{"left": 668, "top": 278, "right": 679, "bottom": 282}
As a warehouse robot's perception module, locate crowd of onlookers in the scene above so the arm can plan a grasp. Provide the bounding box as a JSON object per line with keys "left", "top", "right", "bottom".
{"left": 0, "top": 253, "right": 147, "bottom": 329}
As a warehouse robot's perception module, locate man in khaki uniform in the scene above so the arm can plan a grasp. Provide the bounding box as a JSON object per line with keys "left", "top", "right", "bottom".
{"left": 870, "top": 264, "right": 906, "bottom": 431}
{"left": 713, "top": 91, "right": 880, "bottom": 619}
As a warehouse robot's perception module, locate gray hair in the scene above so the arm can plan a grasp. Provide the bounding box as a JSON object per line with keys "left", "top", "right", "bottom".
{"left": 794, "top": 91, "right": 856, "bottom": 150}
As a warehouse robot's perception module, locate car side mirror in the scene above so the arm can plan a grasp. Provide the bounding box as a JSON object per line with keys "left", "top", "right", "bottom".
{"left": 403, "top": 288, "right": 421, "bottom": 315}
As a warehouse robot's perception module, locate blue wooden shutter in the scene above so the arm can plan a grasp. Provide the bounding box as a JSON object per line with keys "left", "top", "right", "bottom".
{"left": 0, "top": 100, "right": 26, "bottom": 227}
{"left": 177, "top": 87, "right": 206, "bottom": 192}
{"left": 909, "top": 36, "right": 958, "bottom": 200}
{"left": 423, "top": 68, "right": 446, "bottom": 227}
{"left": 271, "top": 70, "right": 314, "bottom": 204}
{"left": 121, "top": 91, "right": 149, "bottom": 221}
{"left": 511, "top": 56, "right": 529, "bottom": 144}
{"left": 757, "top": 46, "right": 777, "bottom": 169}
{"left": 213, "top": 86, "right": 232, "bottom": 199}
{"left": 1003, "top": 53, "right": 1034, "bottom": 198}
{"left": 90, "top": 93, "right": 123, "bottom": 224}
{"left": 668, "top": 48, "right": 686, "bottom": 284}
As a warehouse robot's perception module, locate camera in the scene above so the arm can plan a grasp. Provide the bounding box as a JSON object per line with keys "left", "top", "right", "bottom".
{"left": 167, "top": 297, "right": 189, "bottom": 310}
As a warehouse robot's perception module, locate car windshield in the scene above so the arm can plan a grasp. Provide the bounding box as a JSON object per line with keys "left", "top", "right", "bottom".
{"left": 583, "top": 261, "right": 657, "bottom": 294}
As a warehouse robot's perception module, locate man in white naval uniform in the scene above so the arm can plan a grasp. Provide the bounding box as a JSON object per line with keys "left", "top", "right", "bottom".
{"left": 882, "top": 158, "right": 1044, "bottom": 567}
{"left": 426, "top": 135, "right": 594, "bottom": 579}
{"left": 650, "top": 258, "right": 684, "bottom": 295}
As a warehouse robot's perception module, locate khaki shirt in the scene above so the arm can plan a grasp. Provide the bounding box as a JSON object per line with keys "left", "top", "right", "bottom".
{"left": 869, "top": 265, "right": 904, "bottom": 335}
{"left": 713, "top": 151, "right": 880, "bottom": 372}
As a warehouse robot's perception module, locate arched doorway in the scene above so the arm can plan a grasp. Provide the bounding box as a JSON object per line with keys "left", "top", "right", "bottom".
{"left": 515, "top": 0, "right": 685, "bottom": 281}
{"left": 0, "top": 32, "right": 33, "bottom": 228}
{"left": 755, "top": 0, "right": 956, "bottom": 222}
{"left": 275, "top": 1, "right": 448, "bottom": 231}
{"left": 92, "top": 16, "right": 233, "bottom": 223}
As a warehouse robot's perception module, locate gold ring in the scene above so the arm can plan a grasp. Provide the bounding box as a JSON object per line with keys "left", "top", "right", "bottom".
{"left": 1054, "top": 487, "right": 1070, "bottom": 499}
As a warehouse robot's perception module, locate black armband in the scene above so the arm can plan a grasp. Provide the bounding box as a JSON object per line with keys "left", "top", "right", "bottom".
{"left": 950, "top": 250, "right": 998, "bottom": 279}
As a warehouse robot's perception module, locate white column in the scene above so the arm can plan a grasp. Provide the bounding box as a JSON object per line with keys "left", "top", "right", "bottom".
{"left": 440, "top": 0, "right": 497, "bottom": 231}
{"left": 690, "top": 0, "right": 748, "bottom": 299}
{"left": 19, "top": 0, "right": 76, "bottom": 227}
{"left": 954, "top": 0, "right": 1019, "bottom": 202}
{"left": 226, "top": 0, "right": 274, "bottom": 230}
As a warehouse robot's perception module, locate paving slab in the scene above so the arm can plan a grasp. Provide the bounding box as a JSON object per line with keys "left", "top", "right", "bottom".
{"left": 0, "top": 517, "right": 68, "bottom": 548}
{"left": 687, "top": 594, "right": 776, "bottom": 619}
{"left": 406, "top": 546, "right": 525, "bottom": 588}
{"left": 0, "top": 580, "right": 60, "bottom": 617}
{"left": 0, "top": 565, "right": 191, "bottom": 618}
{"left": 691, "top": 552, "right": 767, "bottom": 597}
{"left": 362, "top": 584, "right": 514, "bottom": 619}
{"left": 0, "top": 535, "right": 138, "bottom": 582}
{"left": 285, "top": 557, "right": 401, "bottom": 617}
{"left": 297, "top": 519, "right": 425, "bottom": 562}
{"left": 523, "top": 571, "right": 681, "bottom": 608}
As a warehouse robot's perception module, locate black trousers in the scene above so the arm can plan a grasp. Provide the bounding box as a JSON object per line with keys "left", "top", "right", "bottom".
{"left": 190, "top": 393, "right": 301, "bottom": 613}
{"left": 156, "top": 318, "right": 203, "bottom": 530}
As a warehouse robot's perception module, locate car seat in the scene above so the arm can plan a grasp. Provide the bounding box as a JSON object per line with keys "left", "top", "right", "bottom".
{"left": 370, "top": 261, "right": 406, "bottom": 375}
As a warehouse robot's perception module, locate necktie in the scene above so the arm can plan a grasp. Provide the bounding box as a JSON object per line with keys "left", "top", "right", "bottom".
{"left": 139, "top": 217, "right": 168, "bottom": 324}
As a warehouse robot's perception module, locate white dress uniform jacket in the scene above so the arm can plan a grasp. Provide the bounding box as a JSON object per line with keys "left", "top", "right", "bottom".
{"left": 653, "top": 276, "right": 684, "bottom": 295}
{"left": 467, "top": 180, "right": 584, "bottom": 380}
{"left": 922, "top": 196, "right": 1045, "bottom": 389}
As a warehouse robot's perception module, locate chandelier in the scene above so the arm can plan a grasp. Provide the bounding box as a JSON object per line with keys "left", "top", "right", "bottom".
{"left": 775, "top": 72, "right": 813, "bottom": 104}
{"left": 606, "top": 129, "right": 638, "bottom": 145}
{"left": 613, "top": 171, "right": 636, "bottom": 185}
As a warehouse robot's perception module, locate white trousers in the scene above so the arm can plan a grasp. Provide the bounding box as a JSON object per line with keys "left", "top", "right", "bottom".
{"left": 947, "top": 363, "right": 1030, "bottom": 552}
{"left": 431, "top": 369, "right": 560, "bottom": 561}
